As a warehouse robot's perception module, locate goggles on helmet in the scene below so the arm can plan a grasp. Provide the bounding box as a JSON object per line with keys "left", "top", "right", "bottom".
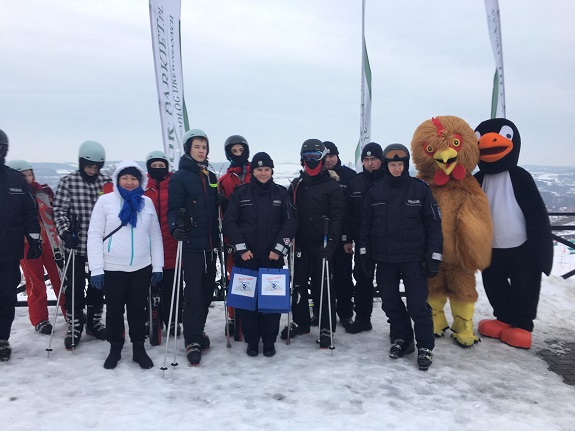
{"left": 301, "top": 150, "right": 325, "bottom": 162}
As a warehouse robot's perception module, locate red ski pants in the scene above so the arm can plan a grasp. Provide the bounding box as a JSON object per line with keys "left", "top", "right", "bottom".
{"left": 21, "top": 242, "right": 65, "bottom": 326}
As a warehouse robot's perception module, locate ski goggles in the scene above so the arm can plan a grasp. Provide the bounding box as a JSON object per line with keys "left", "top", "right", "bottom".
{"left": 301, "top": 150, "right": 326, "bottom": 162}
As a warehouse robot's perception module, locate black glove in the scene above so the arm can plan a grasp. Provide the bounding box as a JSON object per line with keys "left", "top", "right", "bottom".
{"left": 319, "top": 240, "right": 336, "bottom": 260}
{"left": 424, "top": 259, "right": 441, "bottom": 278}
{"left": 171, "top": 226, "right": 188, "bottom": 242}
{"left": 26, "top": 235, "right": 43, "bottom": 260}
{"left": 359, "top": 255, "right": 375, "bottom": 279}
{"left": 216, "top": 193, "right": 229, "bottom": 209}
{"left": 61, "top": 230, "right": 79, "bottom": 250}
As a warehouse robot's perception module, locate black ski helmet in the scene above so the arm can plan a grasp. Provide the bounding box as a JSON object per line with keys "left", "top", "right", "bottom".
{"left": 0, "top": 129, "right": 9, "bottom": 165}
{"left": 300, "top": 139, "right": 326, "bottom": 158}
{"left": 224, "top": 135, "right": 250, "bottom": 165}
{"left": 383, "top": 143, "right": 410, "bottom": 173}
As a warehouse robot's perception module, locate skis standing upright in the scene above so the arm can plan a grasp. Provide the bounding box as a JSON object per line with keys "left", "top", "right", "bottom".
{"left": 35, "top": 190, "right": 65, "bottom": 274}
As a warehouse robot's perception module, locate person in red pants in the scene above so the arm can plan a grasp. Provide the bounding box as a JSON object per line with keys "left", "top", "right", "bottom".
{"left": 7, "top": 159, "right": 65, "bottom": 334}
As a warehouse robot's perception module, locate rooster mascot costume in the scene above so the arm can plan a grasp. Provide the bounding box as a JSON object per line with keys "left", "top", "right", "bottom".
{"left": 411, "top": 116, "right": 493, "bottom": 347}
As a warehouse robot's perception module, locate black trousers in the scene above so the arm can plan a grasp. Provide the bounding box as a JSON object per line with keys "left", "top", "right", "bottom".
{"left": 104, "top": 266, "right": 151, "bottom": 344}
{"left": 352, "top": 255, "right": 375, "bottom": 323}
{"left": 64, "top": 253, "right": 104, "bottom": 318}
{"left": 377, "top": 261, "right": 434, "bottom": 350}
{"left": 182, "top": 250, "right": 216, "bottom": 346}
{"left": 481, "top": 244, "right": 541, "bottom": 332}
{"left": 332, "top": 245, "right": 354, "bottom": 320}
{"left": 292, "top": 244, "right": 336, "bottom": 331}
{"left": 235, "top": 255, "right": 283, "bottom": 346}
{"left": 0, "top": 261, "right": 21, "bottom": 340}
{"left": 159, "top": 268, "right": 184, "bottom": 327}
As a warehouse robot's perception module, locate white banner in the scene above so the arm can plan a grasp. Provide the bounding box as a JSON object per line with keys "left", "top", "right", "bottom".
{"left": 149, "top": 0, "right": 188, "bottom": 169}
{"left": 484, "top": 0, "right": 506, "bottom": 118}
{"left": 355, "top": 0, "right": 372, "bottom": 172}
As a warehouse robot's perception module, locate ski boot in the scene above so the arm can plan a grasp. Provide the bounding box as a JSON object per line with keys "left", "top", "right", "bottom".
{"left": 35, "top": 320, "right": 53, "bottom": 335}
{"left": 186, "top": 343, "right": 202, "bottom": 366}
{"left": 0, "top": 339, "right": 12, "bottom": 362}
{"left": 319, "top": 328, "right": 333, "bottom": 349}
{"left": 280, "top": 322, "right": 310, "bottom": 340}
{"left": 64, "top": 314, "right": 83, "bottom": 350}
{"left": 417, "top": 348, "right": 433, "bottom": 371}
{"left": 389, "top": 338, "right": 415, "bottom": 359}
{"left": 345, "top": 319, "right": 372, "bottom": 334}
{"left": 201, "top": 332, "right": 210, "bottom": 351}
{"left": 86, "top": 305, "right": 107, "bottom": 340}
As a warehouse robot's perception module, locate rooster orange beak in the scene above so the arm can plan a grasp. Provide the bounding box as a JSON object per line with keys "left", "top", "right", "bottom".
{"left": 478, "top": 132, "right": 513, "bottom": 163}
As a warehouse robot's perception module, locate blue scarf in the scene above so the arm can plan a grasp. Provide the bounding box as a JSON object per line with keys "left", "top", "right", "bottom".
{"left": 118, "top": 186, "right": 145, "bottom": 227}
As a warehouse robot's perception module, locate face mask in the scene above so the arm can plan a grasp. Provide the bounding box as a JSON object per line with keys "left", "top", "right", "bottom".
{"left": 148, "top": 166, "right": 169, "bottom": 181}
{"left": 303, "top": 160, "right": 323, "bottom": 176}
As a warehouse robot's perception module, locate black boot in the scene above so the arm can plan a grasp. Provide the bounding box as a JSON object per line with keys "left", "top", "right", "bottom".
{"left": 345, "top": 319, "right": 372, "bottom": 334}
{"left": 104, "top": 341, "right": 123, "bottom": 369}
{"left": 417, "top": 348, "right": 433, "bottom": 371}
{"left": 201, "top": 332, "right": 210, "bottom": 351}
{"left": 132, "top": 341, "right": 153, "bottom": 369}
{"left": 263, "top": 343, "right": 276, "bottom": 357}
{"left": 0, "top": 339, "right": 12, "bottom": 362}
{"left": 280, "top": 323, "right": 310, "bottom": 340}
{"left": 389, "top": 338, "right": 415, "bottom": 359}
{"left": 186, "top": 343, "right": 202, "bottom": 366}
{"left": 86, "top": 305, "right": 107, "bottom": 340}
{"left": 64, "top": 314, "right": 83, "bottom": 350}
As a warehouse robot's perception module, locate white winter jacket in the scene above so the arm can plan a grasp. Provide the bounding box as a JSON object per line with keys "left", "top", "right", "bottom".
{"left": 87, "top": 160, "right": 164, "bottom": 276}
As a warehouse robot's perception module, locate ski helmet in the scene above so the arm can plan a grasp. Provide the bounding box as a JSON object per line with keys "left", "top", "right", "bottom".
{"left": 383, "top": 143, "right": 410, "bottom": 173}
{"left": 146, "top": 150, "right": 168, "bottom": 165}
{"left": 224, "top": 135, "right": 250, "bottom": 165}
{"left": 183, "top": 129, "right": 209, "bottom": 156}
{"left": 0, "top": 129, "right": 8, "bottom": 146}
{"left": 6, "top": 159, "right": 33, "bottom": 172}
{"left": 79, "top": 140, "right": 106, "bottom": 164}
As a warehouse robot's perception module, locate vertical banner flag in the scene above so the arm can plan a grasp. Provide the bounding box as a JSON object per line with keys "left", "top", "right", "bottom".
{"left": 355, "top": 0, "right": 372, "bottom": 171}
{"left": 149, "top": 0, "right": 189, "bottom": 169}
{"left": 484, "top": 0, "right": 506, "bottom": 119}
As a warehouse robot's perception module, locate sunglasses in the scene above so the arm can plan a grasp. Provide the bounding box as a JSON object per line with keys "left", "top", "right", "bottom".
{"left": 302, "top": 151, "right": 325, "bottom": 162}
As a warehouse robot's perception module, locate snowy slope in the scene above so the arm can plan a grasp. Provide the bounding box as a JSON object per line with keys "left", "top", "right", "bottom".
{"left": 3, "top": 270, "right": 575, "bottom": 431}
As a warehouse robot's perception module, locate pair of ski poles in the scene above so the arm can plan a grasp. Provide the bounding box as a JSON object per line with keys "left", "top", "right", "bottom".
{"left": 286, "top": 217, "right": 335, "bottom": 351}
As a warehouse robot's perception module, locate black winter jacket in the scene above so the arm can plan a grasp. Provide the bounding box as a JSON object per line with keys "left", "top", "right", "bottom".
{"left": 223, "top": 177, "right": 297, "bottom": 260}
{"left": 329, "top": 161, "right": 356, "bottom": 243}
{"left": 359, "top": 174, "right": 442, "bottom": 263}
{"left": 168, "top": 155, "right": 219, "bottom": 252}
{"left": 347, "top": 168, "right": 385, "bottom": 243}
{"left": 0, "top": 166, "right": 40, "bottom": 262}
{"left": 289, "top": 170, "right": 345, "bottom": 248}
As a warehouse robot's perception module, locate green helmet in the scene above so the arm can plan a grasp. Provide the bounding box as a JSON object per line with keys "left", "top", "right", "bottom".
{"left": 183, "top": 129, "right": 209, "bottom": 155}
{"left": 79, "top": 140, "right": 106, "bottom": 163}
{"left": 7, "top": 159, "right": 33, "bottom": 172}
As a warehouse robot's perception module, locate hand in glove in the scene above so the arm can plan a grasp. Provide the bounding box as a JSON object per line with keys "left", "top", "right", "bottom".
{"left": 424, "top": 259, "right": 441, "bottom": 278}
{"left": 151, "top": 272, "right": 163, "bottom": 285}
{"left": 216, "top": 192, "right": 229, "bottom": 209}
{"left": 26, "top": 234, "right": 43, "bottom": 260}
{"left": 61, "top": 230, "right": 80, "bottom": 250}
{"left": 319, "top": 240, "right": 336, "bottom": 260}
{"left": 91, "top": 274, "right": 105, "bottom": 289}
{"left": 171, "top": 226, "right": 188, "bottom": 242}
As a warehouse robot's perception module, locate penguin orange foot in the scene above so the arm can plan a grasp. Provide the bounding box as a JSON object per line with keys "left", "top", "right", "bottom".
{"left": 478, "top": 319, "right": 512, "bottom": 339}
{"left": 500, "top": 327, "right": 532, "bottom": 349}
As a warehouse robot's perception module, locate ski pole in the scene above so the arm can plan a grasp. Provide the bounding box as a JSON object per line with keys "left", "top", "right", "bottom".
{"left": 70, "top": 250, "right": 76, "bottom": 352}
{"left": 170, "top": 242, "right": 183, "bottom": 368}
{"left": 325, "top": 258, "right": 335, "bottom": 352}
{"left": 217, "top": 202, "right": 231, "bottom": 348}
{"left": 161, "top": 240, "right": 182, "bottom": 375}
{"left": 286, "top": 239, "right": 295, "bottom": 345}
{"left": 46, "top": 249, "right": 73, "bottom": 356}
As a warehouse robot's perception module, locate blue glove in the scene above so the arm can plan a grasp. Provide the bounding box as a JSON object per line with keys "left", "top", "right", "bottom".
{"left": 151, "top": 272, "right": 163, "bottom": 285}
{"left": 91, "top": 274, "right": 105, "bottom": 289}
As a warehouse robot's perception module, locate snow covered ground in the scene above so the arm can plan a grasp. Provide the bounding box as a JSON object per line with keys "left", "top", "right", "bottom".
{"left": 4, "top": 259, "right": 575, "bottom": 431}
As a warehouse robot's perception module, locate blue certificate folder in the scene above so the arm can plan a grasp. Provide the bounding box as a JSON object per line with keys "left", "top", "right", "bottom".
{"left": 257, "top": 268, "right": 291, "bottom": 314}
{"left": 227, "top": 267, "right": 259, "bottom": 311}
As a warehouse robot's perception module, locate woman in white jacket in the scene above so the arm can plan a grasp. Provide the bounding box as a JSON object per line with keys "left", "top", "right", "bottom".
{"left": 88, "top": 160, "right": 164, "bottom": 370}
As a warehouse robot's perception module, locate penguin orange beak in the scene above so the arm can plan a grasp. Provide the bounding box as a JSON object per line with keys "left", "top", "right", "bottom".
{"left": 478, "top": 132, "right": 513, "bottom": 162}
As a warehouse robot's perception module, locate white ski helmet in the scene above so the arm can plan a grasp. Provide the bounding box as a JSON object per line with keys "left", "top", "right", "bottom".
{"left": 146, "top": 150, "right": 168, "bottom": 164}
{"left": 79, "top": 140, "right": 106, "bottom": 163}
{"left": 183, "top": 129, "right": 209, "bottom": 155}
{"left": 6, "top": 159, "right": 33, "bottom": 172}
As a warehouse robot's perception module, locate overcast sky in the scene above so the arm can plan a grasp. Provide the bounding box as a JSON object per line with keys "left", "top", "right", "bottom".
{"left": 2, "top": 0, "right": 574, "bottom": 167}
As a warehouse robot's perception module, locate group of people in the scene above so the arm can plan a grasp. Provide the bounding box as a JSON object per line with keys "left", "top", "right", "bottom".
{"left": 0, "top": 127, "right": 443, "bottom": 371}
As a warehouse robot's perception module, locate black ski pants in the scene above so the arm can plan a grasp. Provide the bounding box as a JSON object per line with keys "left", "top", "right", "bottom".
{"left": 292, "top": 244, "right": 336, "bottom": 331}
{"left": 182, "top": 250, "right": 216, "bottom": 346}
{"left": 64, "top": 252, "right": 104, "bottom": 319}
{"left": 235, "top": 255, "right": 283, "bottom": 346}
{"left": 352, "top": 255, "right": 375, "bottom": 323}
{"left": 333, "top": 245, "right": 354, "bottom": 320}
{"left": 104, "top": 265, "right": 151, "bottom": 344}
{"left": 481, "top": 243, "right": 541, "bottom": 332}
{"left": 159, "top": 268, "right": 184, "bottom": 327}
{"left": 377, "top": 260, "right": 434, "bottom": 350}
{"left": 0, "top": 261, "right": 20, "bottom": 340}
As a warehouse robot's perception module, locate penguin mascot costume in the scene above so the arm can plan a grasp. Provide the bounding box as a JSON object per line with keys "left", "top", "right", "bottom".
{"left": 474, "top": 118, "right": 553, "bottom": 349}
